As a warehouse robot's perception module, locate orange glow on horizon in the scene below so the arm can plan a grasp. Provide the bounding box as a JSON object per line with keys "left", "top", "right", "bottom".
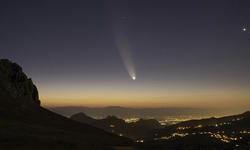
{"left": 39, "top": 81, "right": 250, "bottom": 109}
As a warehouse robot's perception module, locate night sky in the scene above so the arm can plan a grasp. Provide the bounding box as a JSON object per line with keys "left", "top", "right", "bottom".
{"left": 1, "top": 0, "right": 250, "bottom": 110}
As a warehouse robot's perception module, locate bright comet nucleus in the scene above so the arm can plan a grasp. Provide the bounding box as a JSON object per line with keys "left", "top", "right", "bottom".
{"left": 132, "top": 77, "right": 136, "bottom": 80}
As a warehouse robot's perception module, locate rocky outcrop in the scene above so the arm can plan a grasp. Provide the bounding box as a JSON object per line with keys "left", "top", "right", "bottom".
{"left": 0, "top": 59, "right": 40, "bottom": 105}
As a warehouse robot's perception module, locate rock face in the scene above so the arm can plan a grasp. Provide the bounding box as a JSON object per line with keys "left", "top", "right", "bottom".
{"left": 0, "top": 59, "right": 40, "bottom": 105}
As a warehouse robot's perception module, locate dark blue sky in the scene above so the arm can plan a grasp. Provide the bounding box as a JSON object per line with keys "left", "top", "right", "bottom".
{"left": 1, "top": 0, "right": 250, "bottom": 109}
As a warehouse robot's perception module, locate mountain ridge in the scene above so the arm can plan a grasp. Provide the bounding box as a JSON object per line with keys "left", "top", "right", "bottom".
{"left": 70, "top": 112, "right": 163, "bottom": 140}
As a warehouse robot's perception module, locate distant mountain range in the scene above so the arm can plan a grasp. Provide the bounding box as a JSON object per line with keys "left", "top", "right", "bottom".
{"left": 0, "top": 59, "right": 133, "bottom": 149}
{"left": 48, "top": 106, "right": 244, "bottom": 118}
{"left": 70, "top": 112, "right": 162, "bottom": 139}
{"left": 69, "top": 108, "right": 250, "bottom": 149}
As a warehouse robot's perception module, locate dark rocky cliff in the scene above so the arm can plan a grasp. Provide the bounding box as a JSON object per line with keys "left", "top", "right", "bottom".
{"left": 0, "top": 59, "right": 40, "bottom": 105}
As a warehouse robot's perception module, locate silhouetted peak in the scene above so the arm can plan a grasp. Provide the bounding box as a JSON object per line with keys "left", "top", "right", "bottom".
{"left": 135, "top": 118, "right": 162, "bottom": 129}
{"left": 0, "top": 59, "right": 40, "bottom": 105}
{"left": 104, "top": 116, "right": 126, "bottom": 125}
{"left": 106, "top": 115, "right": 118, "bottom": 120}
{"left": 139, "top": 118, "right": 144, "bottom": 121}
{"left": 70, "top": 112, "right": 95, "bottom": 124}
{"left": 71, "top": 112, "right": 88, "bottom": 117}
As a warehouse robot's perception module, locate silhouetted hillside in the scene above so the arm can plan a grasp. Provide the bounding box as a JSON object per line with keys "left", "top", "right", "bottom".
{"left": 147, "top": 111, "right": 250, "bottom": 149}
{"left": 70, "top": 113, "right": 163, "bottom": 140}
{"left": 0, "top": 59, "right": 133, "bottom": 149}
{"left": 70, "top": 111, "right": 250, "bottom": 149}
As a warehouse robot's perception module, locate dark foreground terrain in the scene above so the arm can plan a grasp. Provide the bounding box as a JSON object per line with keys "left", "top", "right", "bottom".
{"left": 0, "top": 96, "right": 133, "bottom": 150}
{"left": 0, "top": 59, "right": 133, "bottom": 150}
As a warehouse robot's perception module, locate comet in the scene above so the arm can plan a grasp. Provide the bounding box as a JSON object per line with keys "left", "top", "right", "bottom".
{"left": 114, "top": 26, "right": 136, "bottom": 80}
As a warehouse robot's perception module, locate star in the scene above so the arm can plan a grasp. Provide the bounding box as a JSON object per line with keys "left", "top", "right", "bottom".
{"left": 243, "top": 28, "right": 246, "bottom": 31}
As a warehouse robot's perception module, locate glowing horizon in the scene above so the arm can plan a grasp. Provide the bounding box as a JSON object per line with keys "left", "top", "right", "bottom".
{"left": 38, "top": 79, "right": 250, "bottom": 110}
